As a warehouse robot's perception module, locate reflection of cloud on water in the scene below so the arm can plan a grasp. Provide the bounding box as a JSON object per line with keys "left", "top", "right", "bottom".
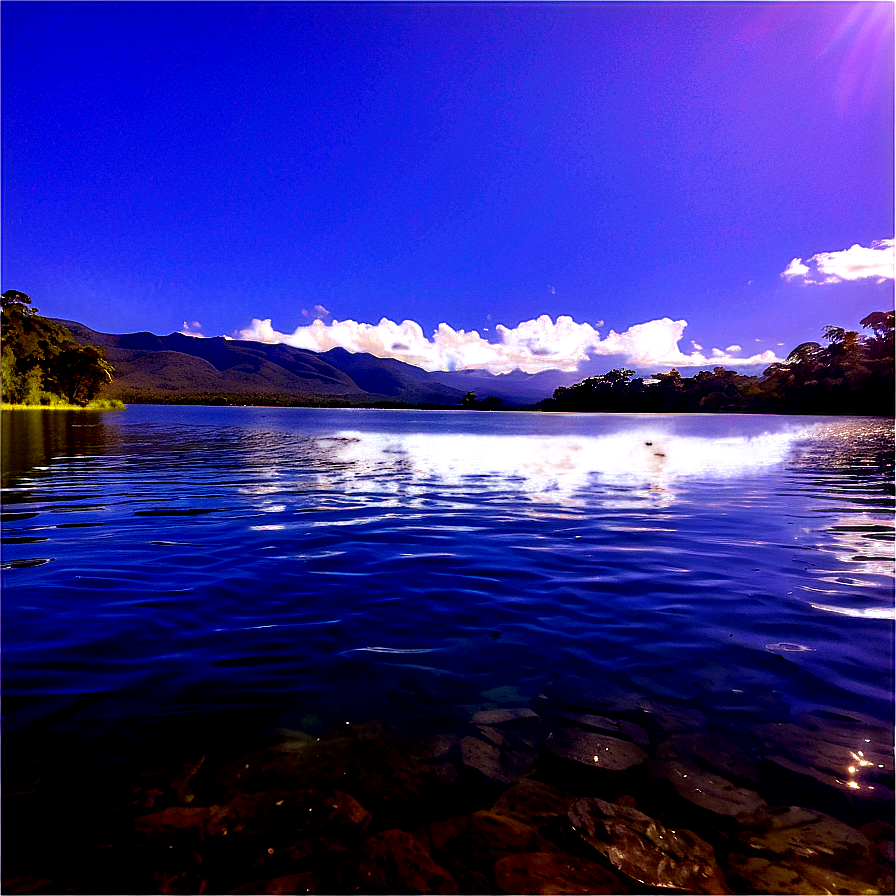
{"left": 361, "top": 432, "right": 811, "bottom": 485}
{"left": 234, "top": 430, "right": 793, "bottom": 500}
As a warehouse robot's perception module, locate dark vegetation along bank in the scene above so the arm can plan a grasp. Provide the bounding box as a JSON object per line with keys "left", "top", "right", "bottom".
{"left": 0, "top": 290, "right": 121, "bottom": 408}
{"left": 540, "top": 311, "right": 894, "bottom": 416}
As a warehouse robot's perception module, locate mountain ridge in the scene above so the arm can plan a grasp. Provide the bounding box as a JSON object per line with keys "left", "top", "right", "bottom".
{"left": 58, "top": 320, "right": 557, "bottom": 407}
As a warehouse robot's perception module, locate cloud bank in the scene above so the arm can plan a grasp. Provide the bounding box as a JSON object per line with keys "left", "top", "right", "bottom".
{"left": 180, "top": 320, "right": 205, "bottom": 337}
{"left": 235, "top": 314, "right": 779, "bottom": 375}
{"left": 782, "top": 238, "right": 895, "bottom": 285}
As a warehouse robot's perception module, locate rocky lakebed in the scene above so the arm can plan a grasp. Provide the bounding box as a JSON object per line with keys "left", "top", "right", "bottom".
{"left": 2, "top": 674, "right": 893, "bottom": 895}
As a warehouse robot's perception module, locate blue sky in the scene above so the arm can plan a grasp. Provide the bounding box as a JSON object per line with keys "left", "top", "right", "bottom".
{"left": 2, "top": 1, "right": 893, "bottom": 375}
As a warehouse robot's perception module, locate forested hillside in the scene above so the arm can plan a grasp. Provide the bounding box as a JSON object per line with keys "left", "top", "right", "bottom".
{"left": 58, "top": 320, "right": 465, "bottom": 408}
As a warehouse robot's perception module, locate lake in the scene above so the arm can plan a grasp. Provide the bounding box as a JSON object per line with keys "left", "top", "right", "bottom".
{"left": 2, "top": 406, "right": 894, "bottom": 893}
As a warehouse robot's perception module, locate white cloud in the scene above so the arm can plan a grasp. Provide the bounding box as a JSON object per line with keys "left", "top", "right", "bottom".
{"left": 781, "top": 257, "right": 811, "bottom": 280}
{"left": 781, "top": 238, "right": 895, "bottom": 284}
{"left": 301, "top": 304, "right": 331, "bottom": 321}
{"left": 595, "top": 319, "right": 777, "bottom": 369}
{"left": 725, "top": 344, "right": 742, "bottom": 353}
{"left": 180, "top": 320, "right": 205, "bottom": 337}
{"left": 235, "top": 313, "right": 781, "bottom": 375}
{"left": 494, "top": 315, "right": 604, "bottom": 367}
{"left": 813, "top": 239, "right": 895, "bottom": 281}
{"left": 237, "top": 314, "right": 598, "bottom": 373}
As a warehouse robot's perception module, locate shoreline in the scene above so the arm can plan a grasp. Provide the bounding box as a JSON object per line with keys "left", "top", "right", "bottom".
{"left": 5, "top": 399, "right": 893, "bottom": 417}
{"left": 1, "top": 400, "right": 127, "bottom": 411}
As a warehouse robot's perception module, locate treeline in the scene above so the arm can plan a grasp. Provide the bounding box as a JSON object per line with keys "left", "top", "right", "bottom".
{"left": 460, "top": 391, "right": 504, "bottom": 410}
{"left": 1, "top": 290, "right": 117, "bottom": 406}
{"left": 539, "top": 311, "right": 894, "bottom": 416}
{"left": 113, "top": 389, "right": 461, "bottom": 410}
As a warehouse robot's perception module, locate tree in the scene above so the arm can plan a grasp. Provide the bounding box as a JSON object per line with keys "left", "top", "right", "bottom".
{"left": 1, "top": 290, "right": 56, "bottom": 402}
{"left": 1, "top": 288, "right": 115, "bottom": 405}
{"left": 860, "top": 311, "right": 894, "bottom": 360}
{"left": 0, "top": 347, "right": 24, "bottom": 403}
{"left": 460, "top": 390, "right": 503, "bottom": 410}
{"left": 539, "top": 368, "right": 646, "bottom": 412}
{"left": 650, "top": 368, "right": 686, "bottom": 412}
{"left": 785, "top": 341, "right": 824, "bottom": 367}
{"left": 1, "top": 289, "right": 37, "bottom": 313}
{"left": 44, "top": 345, "right": 114, "bottom": 405}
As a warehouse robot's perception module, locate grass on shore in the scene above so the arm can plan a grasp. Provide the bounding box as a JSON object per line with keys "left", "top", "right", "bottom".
{"left": 1, "top": 399, "right": 126, "bottom": 411}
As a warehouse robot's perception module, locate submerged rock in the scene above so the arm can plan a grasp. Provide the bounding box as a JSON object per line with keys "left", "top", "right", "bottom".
{"left": 640, "top": 702, "right": 711, "bottom": 733}
{"left": 360, "top": 732, "right": 460, "bottom": 818}
{"left": 396, "top": 668, "right": 475, "bottom": 707}
{"left": 568, "top": 796, "right": 730, "bottom": 893}
{"left": 493, "top": 851, "right": 622, "bottom": 895}
{"left": 650, "top": 760, "right": 767, "bottom": 822}
{"left": 415, "top": 815, "right": 470, "bottom": 855}
{"left": 150, "top": 844, "right": 207, "bottom": 895}
{"left": 737, "top": 804, "right": 871, "bottom": 862}
{"left": 336, "top": 828, "right": 457, "bottom": 894}
{"left": 217, "top": 721, "right": 395, "bottom": 794}
{"left": 543, "top": 677, "right": 642, "bottom": 714}
{"left": 454, "top": 809, "right": 553, "bottom": 867}
{"left": 479, "top": 685, "right": 530, "bottom": 705}
{"left": 656, "top": 730, "right": 761, "bottom": 785}
{"left": 554, "top": 710, "right": 650, "bottom": 746}
{"left": 473, "top": 725, "right": 509, "bottom": 747}
{"left": 276, "top": 835, "right": 352, "bottom": 869}
{"left": 134, "top": 804, "right": 231, "bottom": 841}
{"left": 1, "top": 876, "right": 59, "bottom": 895}
{"left": 542, "top": 728, "right": 648, "bottom": 777}
{"left": 449, "top": 777, "right": 577, "bottom": 871}
{"left": 471, "top": 707, "right": 540, "bottom": 730}
{"left": 229, "top": 871, "right": 319, "bottom": 894}
{"left": 224, "top": 788, "right": 372, "bottom": 844}
{"left": 755, "top": 715, "right": 895, "bottom": 814}
{"left": 726, "top": 854, "right": 884, "bottom": 895}
{"left": 860, "top": 819, "right": 896, "bottom": 864}
{"left": 698, "top": 686, "right": 790, "bottom": 721}
{"left": 459, "top": 733, "right": 537, "bottom": 787}
{"left": 488, "top": 777, "right": 577, "bottom": 826}
{"left": 216, "top": 733, "right": 350, "bottom": 794}
{"left": 122, "top": 755, "right": 206, "bottom": 810}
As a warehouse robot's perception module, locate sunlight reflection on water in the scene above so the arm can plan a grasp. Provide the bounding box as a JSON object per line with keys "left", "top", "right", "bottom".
{"left": 326, "top": 427, "right": 814, "bottom": 503}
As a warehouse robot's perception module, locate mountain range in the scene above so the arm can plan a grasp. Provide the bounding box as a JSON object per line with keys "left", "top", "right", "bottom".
{"left": 59, "top": 321, "right": 574, "bottom": 408}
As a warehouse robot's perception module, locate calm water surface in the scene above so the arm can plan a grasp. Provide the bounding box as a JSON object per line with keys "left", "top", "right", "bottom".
{"left": 2, "top": 407, "right": 893, "bottom": 760}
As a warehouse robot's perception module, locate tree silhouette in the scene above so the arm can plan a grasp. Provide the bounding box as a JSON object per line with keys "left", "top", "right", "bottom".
{"left": 1, "top": 289, "right": 115, "bottom": 405}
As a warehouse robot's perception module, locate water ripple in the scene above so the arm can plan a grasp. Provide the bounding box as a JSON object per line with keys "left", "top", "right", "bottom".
{"left": 1, "top": 408, "right": 892, "bottom": 746}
